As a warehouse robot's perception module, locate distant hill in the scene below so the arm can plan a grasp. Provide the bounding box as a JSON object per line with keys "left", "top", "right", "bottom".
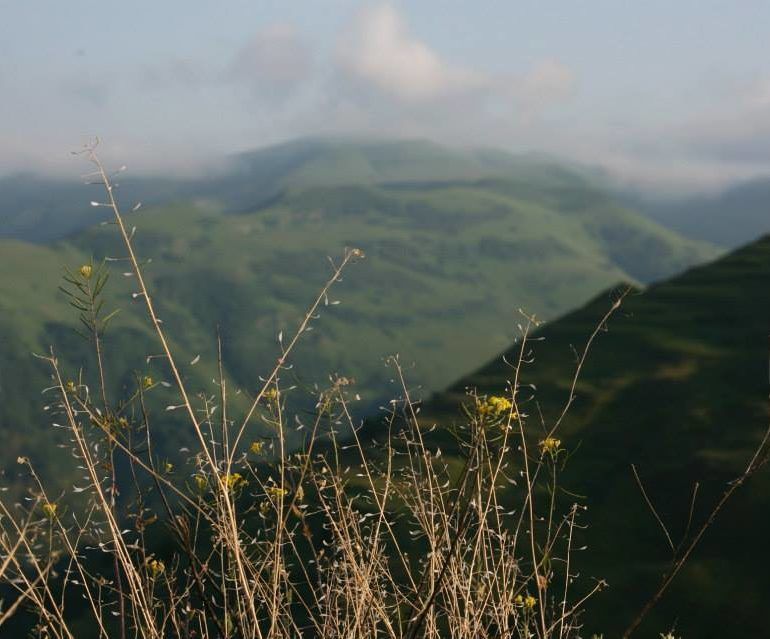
{"left": 412, "top": 234, "right": 770, "bottom": 637}
{"left": 0, "top": 138, "right": 717, "bottom": 484}
{"left": 206, "top": 137, "right": 590, "bottom": 211}
{"left": 625, "top": 176, "right": 770, "bottom": 248}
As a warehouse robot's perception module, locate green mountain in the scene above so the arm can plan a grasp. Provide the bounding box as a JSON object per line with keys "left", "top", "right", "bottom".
{"left": 412, "top": 234, "right": 770, "bottom": 637}
{"left": 0, "top": 138, "right": 718, "bottom": 485}
{"left": 0, "top": 138, "right": 594, "bottom": 243}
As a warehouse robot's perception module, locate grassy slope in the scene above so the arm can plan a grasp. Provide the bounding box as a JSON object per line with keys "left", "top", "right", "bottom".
{"left": 0, "top": 140, "right": 717, "bottom": 488}
{"left": 413, "top": 235, "right": 770, "bottom": 637}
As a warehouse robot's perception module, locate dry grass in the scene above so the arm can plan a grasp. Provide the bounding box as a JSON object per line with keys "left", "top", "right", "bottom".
{"left": 0, "top": 143, "right": 767, "bottom": 639}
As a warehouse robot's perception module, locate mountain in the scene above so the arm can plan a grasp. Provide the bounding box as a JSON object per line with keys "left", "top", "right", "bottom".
{"left": 410, "top": 234, "right": 770, "bottom": 637}
{"left": 625, "top": 175, "right": 770, "bottom": 248}
{"left": 0, "top": 138, "right": 591, "bottom": 243}
{"left": 0, "top": 138, "right": 718, "bottom": 485}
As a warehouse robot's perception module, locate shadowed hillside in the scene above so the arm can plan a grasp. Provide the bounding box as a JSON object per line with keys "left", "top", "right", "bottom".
{"left": 411, "top": 234, "right": 770, "bottom": 637}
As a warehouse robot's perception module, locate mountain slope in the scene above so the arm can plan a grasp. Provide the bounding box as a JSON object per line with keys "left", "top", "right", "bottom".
{"left": 0, "top": 148, "right": 717, "bottom": 482}
{"left": 416, "top": 234, "right": 770, "bottom": 637}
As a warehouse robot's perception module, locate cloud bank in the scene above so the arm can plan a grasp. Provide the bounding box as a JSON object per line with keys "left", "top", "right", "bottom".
{"left": 4, "top": 1, "right": 770, "bottom": 193}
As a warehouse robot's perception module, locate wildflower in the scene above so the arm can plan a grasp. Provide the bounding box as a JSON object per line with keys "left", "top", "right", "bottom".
{"left": 146, "top": 558, "right": 165, "bottom": 578}
{"left": 142, "top": 376, "right": 153, "bottom": 389}
{"left": 117, "top": 416, "right": 129, "bottom": 429}
{"left": 223, "top": 473, "right": 248, "bottom": 493}
{"left": 193, "top": 474, "right": 208, "bottom": 493}
{"left": 164, "top": 461, "right": 174, "bottom": 474}
{"left": 79, "top": 264, "right": 93, "bottom": 279}
{"left": 477, "top": 395, "right": 514, "bottom": 418}
{"left": 524, "top": 595, "right": 537, "bottom": 609}
{"left": 65, "top": 380, "right": 77, "bottom": 394}
{"left": 259, "top": 500, "right": 271, "bottom": 516}
{"left": 539, "top": 437, "right": 561, "bottom": 455}
{"left": 42, "top": 502, "right": 57, "bottom": 519}
{"left": 266, "top": 485, "right": 288, "bottom": 499}
{"left": 264, "top": 387, "right": 278, "bottom": 402}
{"left": 249, "top": 441, "right": 264, "bottom": 455}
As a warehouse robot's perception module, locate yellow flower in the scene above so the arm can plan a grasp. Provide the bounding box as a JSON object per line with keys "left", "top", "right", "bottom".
{"left": 79, "top": 264, "right": 93, "bottom": 279}
{"left": 223, "top": 473, "right": 248, "bottom": 492}
{"left": 263, "top": 387, "right": 278, "bottom": 402}
{"left": 193, "top": 475, "right": 208, "bottom": 493}
{"left": 142, "top": 376, "right": 153, "bottom": 389}
{"left": 524, "top": 595, "right": 537, "bottom": 609}
{"left": 42, "top": 502, "right": 57, "bottom": 519}
{"left": 65, "top": 380, "right": 77, "bottom": 394}
{"left": 146, "top": 558, "right": 165, "bottom": 578}
{"left": 266, "top": 485, "right": 288, "bottom": 499}
{"left": 117, "top": 416, "right": 129, "bottom": 429}
{"left": 539, "top": 437, "right": 561, "bottom": 455}
{"left": 249, "top": 441, "right": 264, "bottom": 455}
{"left": 477, "top": 395, "right": 515, "bottom": 418}
{"left": 164, "top": 461, "right": 174, "bottom": 474}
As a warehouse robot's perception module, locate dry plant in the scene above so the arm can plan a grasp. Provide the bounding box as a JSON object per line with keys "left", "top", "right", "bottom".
{"left": 0, "top": 142, "right": 767, "bottom": 639}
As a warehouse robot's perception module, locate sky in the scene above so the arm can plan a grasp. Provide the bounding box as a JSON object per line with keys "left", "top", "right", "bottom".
{"left": 2, "top": 0, "right": 770, "bottom": 192}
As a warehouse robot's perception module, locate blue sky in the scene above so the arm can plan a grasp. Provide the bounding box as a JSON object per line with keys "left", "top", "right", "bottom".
{"left": 2, "top": 1, "right": 770, "bottom": 191}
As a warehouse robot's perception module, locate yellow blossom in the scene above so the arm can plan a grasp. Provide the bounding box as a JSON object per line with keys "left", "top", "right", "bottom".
{"left": 539, "top": 437, "right": 561, "bottom": 455}
{"left": 264, "top": 387, "right": 278, "bottom": 402}
{"left": 42, "top": 502, "right": 57, "bottom": 519}
{"left": 477, "top": 395, "right": 515, "bottom": 418}
{"left": 193, "top": 475, "right": 208, "bottom": 493}
{"left": 249, "top": 441, "right": 264, "bottom": 455}
{"left": 524, "top": 595, "right": 537, "bottom": 609}
{"left": 142, "top": 376, "right": 153, "bottom": 389}
{"left": 266, "top": 485, "right": 288, "bottom": 500}
{"left": 79, "top": 264, "right": 93, "bottom": 279}
{"left": 65, "top": 380, "right": 77, "bottom": 394}
{"left": 146, "top": 558, "right": 165, "bottom": 578}
{"left": 223, "top": 473, "right": 248, "bottom": 492}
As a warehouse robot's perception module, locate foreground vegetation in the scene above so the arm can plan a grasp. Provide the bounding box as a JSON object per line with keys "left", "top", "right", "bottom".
{"left": 0, "top": 144, "right": 767, "bottom": 637}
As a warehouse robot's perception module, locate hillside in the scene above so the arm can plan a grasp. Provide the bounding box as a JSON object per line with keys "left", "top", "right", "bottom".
{"left": 0, "top": 139, "right": 718, "bottom": 485}
{"left": 410, "top": 234, "right": 770, "bottom": 637}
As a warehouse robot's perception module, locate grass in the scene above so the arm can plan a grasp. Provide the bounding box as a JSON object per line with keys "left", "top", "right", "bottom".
{"left": 413, "top": 234, "right": 770, "bottom": 637}
{"left": 1, "top": 141, "right": 764, "bottom": 638}
{"left": 0, "top": 143, "right": 717, "bottom": 490}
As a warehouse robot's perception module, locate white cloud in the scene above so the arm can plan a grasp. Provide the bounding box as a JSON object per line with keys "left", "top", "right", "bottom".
{"left": 336, "top": 3, "right": 484, "bottom": 102}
